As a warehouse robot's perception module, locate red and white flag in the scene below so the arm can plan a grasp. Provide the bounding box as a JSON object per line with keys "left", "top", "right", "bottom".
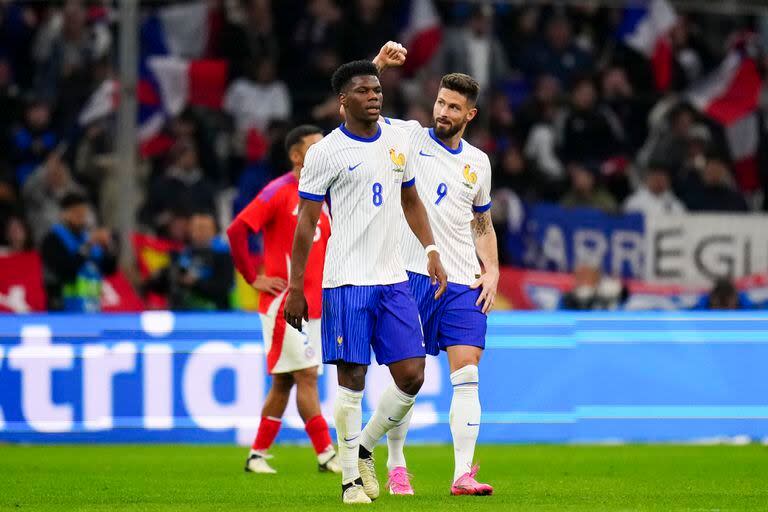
{"left": 400, "top": 0, "right": 442, "bottom": 75}
{"left": 687, "top": 37, "right": 763, "bottom": 192}
{"left": 619, "top": 0, "right": 678, "bottom": 91}
{"left": 147, "top": 57, "right": 229, "bottom": 117}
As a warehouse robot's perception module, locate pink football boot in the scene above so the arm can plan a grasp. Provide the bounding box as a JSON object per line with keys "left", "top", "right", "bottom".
{"left": 450, "top": 465, "right": 493, "bottom": 496}
{"left": 386, "top": 466, "right": 414, "bottom": 495}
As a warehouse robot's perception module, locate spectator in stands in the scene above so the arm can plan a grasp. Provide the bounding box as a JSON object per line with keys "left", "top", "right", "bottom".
{"left": 224, "top": 57, "right": 291, "bottom": 146}
{"left": 139, "top": 140, "right": 216, "bottom": 235}
{"left": 338, "top": 0, "right": 396, "bottom": 62}
{"left": 292, "top": 47, "right": 341, "bottom": 128}
{"left": 520, "top": 13, "right": 593, "bottom": 87}
{"left": 683, "top": 154, "right": 748, "bottom": 212}
{"left": 601, "top": 65, "right": 650, "bottom": 153}
{"left": 289, "top": 0, "right": 342, "bottom": 68}
{"left": 561, "top": 265, "right": 628, "bottom": 310}
{"left": 521, "top": 75, "right": 565, "bottom": 183}
{"left": 34, "top": 0, "right": 111, "bottom": 129}
{"left": 491, "top": 144, "right": 551, "bottom": 265}
{"left": 641, "top": 102, "right": 697, "bottom": 175}
{"left": 623, "top": 162, "right": 686, "bottom": 216}
{"left": 218, "top": 0, "right": 280, "bottom": 80}
{"left": 501, "top": 5, "right": 540, "bottom": 70}
{"left": 0, "top": 2, "right": 37, "bottom": 89}
{"left": 674, "top": 123, "right": 712, "bottom": 196}
{"left": 560, "top": 161, "right": 617, "bottom": 213}
{"left": 668, "top": 15, "right": 713, "bottom": 90}
{"left": 162, "top": 207, "right": 191, "bottom": 245}
{"left": 517, "top": 73, "right": 561, "bottom": 140}
{"left": 0, "top": 213, "right": 32, "bottom": 254}
{"left": 10, "top": 97, "right": 57, "bottom": 185}
{"left": 487, "top": 91, "right": 518, "bottom": 144}
{"left": 40, "top": 192, "right": 117, "bottom": 312}
{"left": 22, "top": 151, "right": 84, "bottom": 244}
{"left": 144, "top": 211, "right": 234, "bottom": 311}
{"left": 0, "top": 56, "right": 22, "bottom": 156}
{"left": 168, "top": 109, "right": 222, "bottom": 185}
{"left": 707, "top": 278, "right": 740, "bottom": 310}
{"left": 559, "top": 74, "right": 625, "bottom": 165}
{"left": 433, "top": 4, "right": 511, "bottom": 92}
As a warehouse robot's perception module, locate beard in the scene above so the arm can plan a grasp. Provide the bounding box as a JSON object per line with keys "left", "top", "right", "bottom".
{"left": 433, "top": 120, "right": 462, "bottom": 139}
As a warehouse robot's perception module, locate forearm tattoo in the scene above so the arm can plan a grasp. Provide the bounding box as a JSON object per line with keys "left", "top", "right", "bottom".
{"left": 472, "top": 212, "right": 492, "bottom": 238}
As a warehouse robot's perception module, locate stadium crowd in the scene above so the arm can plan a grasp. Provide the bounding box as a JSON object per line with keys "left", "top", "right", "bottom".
{"left": 0, "top": 0, "right": 765, "bottom": 311}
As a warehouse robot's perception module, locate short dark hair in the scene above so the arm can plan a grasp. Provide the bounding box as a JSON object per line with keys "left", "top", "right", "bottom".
{"left": 708, "top": 278, "right": 739, "bottom": 309}
{"left": 60, "top": 192, "right": 89, "bottom": 210}
{"left": 331, "top": 60, "right": 379, "bottom": 95}
{"left": 284, "top": 125, "right": 323, "bottom": 153}
{"left": 439, "top": 73, "right": 480, "bottom": 104}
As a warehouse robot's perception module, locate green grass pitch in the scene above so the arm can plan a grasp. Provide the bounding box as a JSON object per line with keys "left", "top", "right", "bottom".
{"left": 1, "top": 444, "right": 767, "bottom": 511}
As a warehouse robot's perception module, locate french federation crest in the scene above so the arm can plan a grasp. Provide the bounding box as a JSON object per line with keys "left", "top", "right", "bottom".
{"left": 389, "top": 148, "right": 406, "bottom": 173}
{"left": 462, "top": 164, "right": 477, "bottom": 188}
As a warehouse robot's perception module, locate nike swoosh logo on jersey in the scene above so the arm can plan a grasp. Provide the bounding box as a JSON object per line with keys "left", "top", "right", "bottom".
{"left": 343, "top": 434, "right": 359, "bottom": 442}
{"left": 419, "top": 150, "right": 435, "bottom": 157}
{"left": 348, "top": 162, "right": 362, "bottom": 171}
{"left": 467, "top": 422, "right": 480, "bottom": 427}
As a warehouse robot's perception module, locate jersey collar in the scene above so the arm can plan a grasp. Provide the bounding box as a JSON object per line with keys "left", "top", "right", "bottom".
{"left": 339, "top": 122, "right": 382, "bottom": 143}
{"left": 429, "top": 128, "right": 463, "bottom": 155}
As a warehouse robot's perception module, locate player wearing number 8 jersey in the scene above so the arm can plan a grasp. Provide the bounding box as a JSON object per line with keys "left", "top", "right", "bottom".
{"left": 283, "top": 60, "right": 447, "bottom": 504}
{"left": 366, "top": 42, "right": 497, "bottom": 497}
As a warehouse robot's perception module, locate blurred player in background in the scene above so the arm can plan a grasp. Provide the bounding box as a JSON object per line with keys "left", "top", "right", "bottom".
{"left": 283, "top": 60, "right": 447, "bottom": 504}
{"left": 370, "top": 42, "right": 496, "bottom": 496}
{"left": 226, "top": 125, "right": 340, "bottom": 475}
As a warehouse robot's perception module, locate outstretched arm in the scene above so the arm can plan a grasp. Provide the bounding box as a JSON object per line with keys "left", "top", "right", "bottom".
{"left": 470, "top": 211, "right": 499, "bottom": 314}
{"left": 284, "top": 199, "right": 323, "bottom": 330}
{"left": 401, "top": 184, "right": 447, "bottom": 298}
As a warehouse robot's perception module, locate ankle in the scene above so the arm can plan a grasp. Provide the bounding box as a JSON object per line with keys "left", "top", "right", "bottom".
{"left": 358, "top": 445, "right": 373, "bottom": 460}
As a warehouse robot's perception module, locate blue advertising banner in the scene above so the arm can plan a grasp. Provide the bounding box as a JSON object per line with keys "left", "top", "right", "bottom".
{"left": 521, "top": 203, "right": 645, "bottom": 278}
{"left": 1, "top": 312, "right": 767, "bottom": 444}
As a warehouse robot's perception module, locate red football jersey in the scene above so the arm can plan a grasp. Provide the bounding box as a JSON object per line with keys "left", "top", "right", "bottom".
{"left": 235, "top": 172, "right": 330, "bottom": 318}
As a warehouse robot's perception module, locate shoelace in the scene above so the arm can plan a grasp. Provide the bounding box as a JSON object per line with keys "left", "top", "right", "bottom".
{"left": 387, "top": 469, "right": 413, "bottom": 490}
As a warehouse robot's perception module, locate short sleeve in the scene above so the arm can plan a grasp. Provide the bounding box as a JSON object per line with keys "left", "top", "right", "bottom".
{"left": 402, "top": 137, "right": 416, "bottom": 188}
{"left": 472, "top": 155, "right": 492, "bottom": 213}
{"left": 298, "top": 144, "right": 338, "bottom": 201}
{"left": 236, "top": 194, "right": 275, "bottom": 233}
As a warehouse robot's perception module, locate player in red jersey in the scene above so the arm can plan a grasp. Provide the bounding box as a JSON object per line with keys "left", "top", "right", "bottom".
{"left": 227, "top": 125, "right": 339, "bottom": 474}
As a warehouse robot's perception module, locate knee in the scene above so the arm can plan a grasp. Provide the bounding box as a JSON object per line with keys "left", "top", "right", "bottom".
{"left": 293, "top": 367, "right": 318, "bottom": 387}
{"left": 395, "top": 360, "right": 425, "bottom": 395}
{"left": 338, "top": 364, "right": 367, "bottom": 391}
{"left": 451, "top": 356, "right": 481, "bottom": 373}
{"left": 272, "top": 373, "right": 295, "bottom": 393}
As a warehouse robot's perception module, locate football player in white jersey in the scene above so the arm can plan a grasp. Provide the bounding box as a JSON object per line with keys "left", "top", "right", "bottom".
{"left": 284, "top": 60, "right": 447, "bottom": 504}
{"left": 367, "top": 42, "right": 498, "bottom": 496}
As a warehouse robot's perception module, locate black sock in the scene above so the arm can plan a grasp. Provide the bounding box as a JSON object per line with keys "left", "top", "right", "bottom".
{"left": 358, "top": 445, "right": 372, "bottom": 459}
{"left": 342, "top": 477, "right": 364, "bottom": 494}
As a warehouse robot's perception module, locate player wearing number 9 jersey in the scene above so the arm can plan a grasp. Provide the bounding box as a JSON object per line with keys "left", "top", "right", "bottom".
{"left": 283, "top": 60, "right": 447, "bottom": 504}
{"left": 366, "top": 42, "right": 497, "bottom": 497}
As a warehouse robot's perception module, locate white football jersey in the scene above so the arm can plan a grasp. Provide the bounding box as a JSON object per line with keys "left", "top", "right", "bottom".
{"left": 385, "top": 118, "right": 492, "bottom": 286}
{"left": 298, "top": 122, "right": 415, "bottom": 288}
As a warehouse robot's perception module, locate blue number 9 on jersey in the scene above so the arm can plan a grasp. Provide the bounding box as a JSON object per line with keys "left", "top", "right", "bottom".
{"left": 435, "top": 182, "right": 447, "bottom": 205}
{"left": 372, "top": 182, "right": 383, "bottom": 206}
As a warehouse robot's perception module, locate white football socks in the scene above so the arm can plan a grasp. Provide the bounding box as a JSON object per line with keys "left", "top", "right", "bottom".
{"left": 385, "top": 406, "right": 412, "bottom": 470}
{"left": 449, "top": 364, "right": 481, "bottom": 483}
{"left": 335, "top": 386, "right": 363, "bottom": 484}
{"left": 360, "top": 383, "right": 415, "bottom": 454}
